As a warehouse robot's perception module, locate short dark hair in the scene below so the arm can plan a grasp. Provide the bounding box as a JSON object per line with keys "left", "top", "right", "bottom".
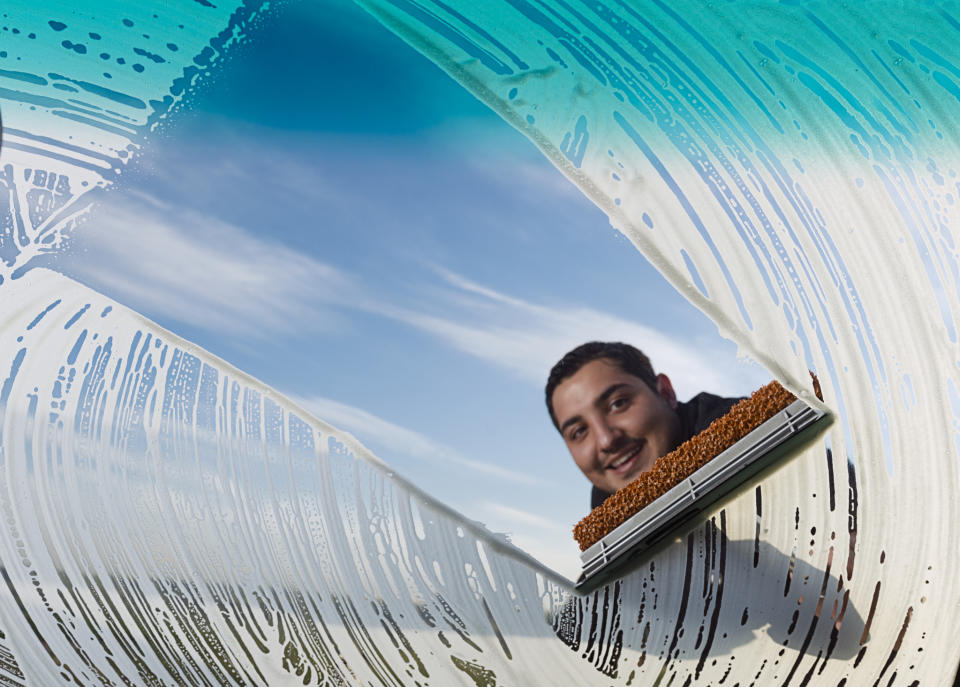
{"left": 545, "top": 341, "right": 658, "bottom": 429}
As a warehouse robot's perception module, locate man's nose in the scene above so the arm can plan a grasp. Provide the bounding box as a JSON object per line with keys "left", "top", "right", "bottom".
{"left": 595, "top": 419, "right": 620, "bottom": 451}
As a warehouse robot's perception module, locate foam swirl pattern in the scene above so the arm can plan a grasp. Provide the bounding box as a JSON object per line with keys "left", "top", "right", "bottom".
{"left": 0, "top": 0, "right": 958, "bottom": 685}
{"left": 0, "top": 269, "right": 577, "bottom": 685}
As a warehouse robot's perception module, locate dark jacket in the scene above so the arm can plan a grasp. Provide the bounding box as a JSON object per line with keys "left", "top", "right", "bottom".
{"left": 590, "top": 392, "right": 743, "bottom": 510}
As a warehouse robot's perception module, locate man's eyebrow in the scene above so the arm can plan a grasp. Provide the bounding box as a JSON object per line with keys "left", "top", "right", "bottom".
{"left": 558, "top": 383, "right": 632, "bottom": 435}
{"left": 559, "top": 414, "right": 582, "bottom": 435}
{"left": 596, "top": 382, "right": 631, "bottom": 405}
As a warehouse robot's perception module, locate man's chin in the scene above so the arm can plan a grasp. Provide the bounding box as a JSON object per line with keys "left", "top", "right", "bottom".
{"left": 607, "top": 462, "right": 653, "bottom": 492}
{"left": 605, "top": 475, "right": 637, "bottom": 493}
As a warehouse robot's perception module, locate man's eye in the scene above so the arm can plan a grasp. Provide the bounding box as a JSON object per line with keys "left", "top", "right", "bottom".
{"left": 569, "top": 426, "right": 586, "bottom": 441}
{"left": 610, "top": 397, "right": 629, "bottom": 411}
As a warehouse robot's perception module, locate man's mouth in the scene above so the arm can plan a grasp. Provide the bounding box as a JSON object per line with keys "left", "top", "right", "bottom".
{"left": 605, "top": 441, "right": 644, "bottom": 474}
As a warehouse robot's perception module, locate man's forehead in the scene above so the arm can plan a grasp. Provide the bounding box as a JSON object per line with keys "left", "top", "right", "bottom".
{"left": 554, "top": 359, "right": 647, "bottom": 410}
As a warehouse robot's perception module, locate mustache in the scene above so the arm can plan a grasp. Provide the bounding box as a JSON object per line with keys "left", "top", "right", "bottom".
{"left": 602, "top": 436, "right": 643, "bottom": 459}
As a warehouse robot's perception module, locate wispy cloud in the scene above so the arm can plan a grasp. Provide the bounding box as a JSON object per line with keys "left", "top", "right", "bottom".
{"left": 293, "top": 395, "right": 541, "bottom": 486}
{"left": 374, "top": 266, "right": 768, "bottom": 400}
{"left": 61, "top": 191, "right": 354, "bottom": 338}
{"left": 480, "top": 501, "right": 563, "bottom": 531}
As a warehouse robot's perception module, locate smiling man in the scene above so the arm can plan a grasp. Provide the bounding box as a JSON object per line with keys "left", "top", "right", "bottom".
{"left": 546, "top": 341, "right": 743, "bottom": 509}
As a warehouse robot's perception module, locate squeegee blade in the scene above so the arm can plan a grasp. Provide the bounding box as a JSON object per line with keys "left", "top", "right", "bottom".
{"left": 575, "top": 399, "right": 827, "bottom": 594}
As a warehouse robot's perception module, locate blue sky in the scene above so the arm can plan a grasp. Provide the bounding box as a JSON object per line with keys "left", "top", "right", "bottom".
{"left": 53, "top": 0, "right": 768, "bottom": 576}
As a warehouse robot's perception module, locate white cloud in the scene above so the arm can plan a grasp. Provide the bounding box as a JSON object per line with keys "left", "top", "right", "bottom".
{"left": 63, "top": 191, "right": 353, "bottom": 338}
{"left": 374, "top": 267, "right": 769, "bottom": 401}
{"left": 293, "top": 395, "right": 542, "bottom": 486}
{"left": 480, "top": 501, "right": 563, "bottom": 531}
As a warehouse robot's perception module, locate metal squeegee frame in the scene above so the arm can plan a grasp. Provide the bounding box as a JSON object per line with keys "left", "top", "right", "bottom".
{"left": 577, "top": 399, "right": 826, "bottom": 588}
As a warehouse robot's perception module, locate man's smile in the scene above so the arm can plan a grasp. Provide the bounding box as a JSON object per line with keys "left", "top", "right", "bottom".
{"left": 604, "top": 439, "right": 645, "bottom": 475}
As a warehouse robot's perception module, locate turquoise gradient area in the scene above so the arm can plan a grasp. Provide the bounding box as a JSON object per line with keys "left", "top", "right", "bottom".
{"left": 1, "top": 0, "right": 266, "bottom": 146}
{"left": 197, "top": 0, "right": 490, "bottom": 134}
{"left": 0, "top": 0, "right": 268, "bottom": 282}
{"left": 356, "top": 1, "right": 960, "bottom": 156}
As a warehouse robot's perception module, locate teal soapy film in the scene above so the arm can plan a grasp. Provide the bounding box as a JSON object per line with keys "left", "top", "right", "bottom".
{"left": 0, "top": 0, "right": 958, "bottom": 684}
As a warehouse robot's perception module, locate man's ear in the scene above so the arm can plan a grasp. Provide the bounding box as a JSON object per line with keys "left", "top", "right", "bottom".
{"left": 655, "top": 373, "right": 678, "bottom": 409}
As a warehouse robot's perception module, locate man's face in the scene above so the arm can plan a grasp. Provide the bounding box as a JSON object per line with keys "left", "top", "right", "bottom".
{"left": 551, "top": 358, "right": 682, "bottom": 495}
